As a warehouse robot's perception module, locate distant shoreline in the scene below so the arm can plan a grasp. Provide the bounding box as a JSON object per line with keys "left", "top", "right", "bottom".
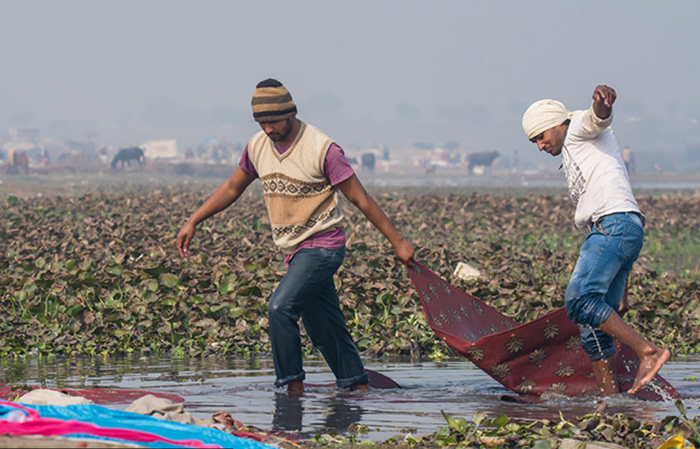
{"left": 1, "top": 166, "right": 699, "bottom": 199}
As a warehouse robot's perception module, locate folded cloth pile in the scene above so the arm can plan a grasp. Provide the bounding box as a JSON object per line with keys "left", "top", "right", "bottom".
{"left": 0, "top": 400, "right": 273, "bottom": 449}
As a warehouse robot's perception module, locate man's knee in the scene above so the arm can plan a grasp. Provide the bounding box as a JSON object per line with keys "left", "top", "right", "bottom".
{"left": 268, "top": 293, "right": 297, "bottom": 323}
{"left": 565, "top": 292, "right": 613, "bottom": 328}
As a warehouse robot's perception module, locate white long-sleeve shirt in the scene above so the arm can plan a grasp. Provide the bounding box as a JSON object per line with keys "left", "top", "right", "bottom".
{"left": 561, "top": 105, "right": 641, "bottom": 233}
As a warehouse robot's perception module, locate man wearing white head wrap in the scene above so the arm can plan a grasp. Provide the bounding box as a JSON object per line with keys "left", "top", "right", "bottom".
{"left": 522, "top": 99, "right": 574, "bottom": 142}
{"left": 522, "top": 85, "right": 669, "bottom": 397}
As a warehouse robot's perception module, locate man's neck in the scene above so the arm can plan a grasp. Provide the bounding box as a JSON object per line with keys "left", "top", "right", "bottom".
{"left": 277, "top": 118, "right": 301, "bottom": 147}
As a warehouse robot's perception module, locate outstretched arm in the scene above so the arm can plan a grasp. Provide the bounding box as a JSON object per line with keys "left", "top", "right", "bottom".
{"left": 592, "top": 85, "right": 616, "bottom": 120}
{"left": 337, "top": 174, "right": 415, "bottom": 267}
{"left": 177, "top": 167, "right": 255, "bottom": 257}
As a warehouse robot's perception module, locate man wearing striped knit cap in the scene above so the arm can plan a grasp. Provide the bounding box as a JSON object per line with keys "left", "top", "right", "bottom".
{"left": 178, "top": 79, "right": 414, "bottom": 395}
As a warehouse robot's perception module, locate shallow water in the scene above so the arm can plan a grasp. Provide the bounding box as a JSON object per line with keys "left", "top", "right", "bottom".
{"left": 2, "top": 355, "right": 700, "bottom": 441}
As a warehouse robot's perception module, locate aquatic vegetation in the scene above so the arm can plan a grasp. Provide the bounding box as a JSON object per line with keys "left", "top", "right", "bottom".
{"left": 1, "top": 187, "right": 699, "bottom": 358}
{"left": 302, "top": 403, "right": 700, "bottom": 448}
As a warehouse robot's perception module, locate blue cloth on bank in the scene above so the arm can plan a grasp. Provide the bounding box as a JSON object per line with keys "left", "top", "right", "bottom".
{"left": 14, "top": 402, "right": 273, "bottom": 449}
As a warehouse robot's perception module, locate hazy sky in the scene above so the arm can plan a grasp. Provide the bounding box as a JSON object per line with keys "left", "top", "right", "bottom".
{"left": 1, "top": 1, "right": 698, "bottom": 166}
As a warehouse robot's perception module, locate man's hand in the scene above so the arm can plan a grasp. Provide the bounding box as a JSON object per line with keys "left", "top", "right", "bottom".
{"left": 393, "top": 239, "right": 415, "bottom": 268}
{"left": 177, "top": 222, "right": 196, "bottom": 257}
{"left": 592, "top": 85, "right": 616, "bottom": 119}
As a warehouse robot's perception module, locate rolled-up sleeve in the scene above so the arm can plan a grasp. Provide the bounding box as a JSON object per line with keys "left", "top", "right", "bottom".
{"left": 579, "top": 104, "right": 614, "bottom": 138}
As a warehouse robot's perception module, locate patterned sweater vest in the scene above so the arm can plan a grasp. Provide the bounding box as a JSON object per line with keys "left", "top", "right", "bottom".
{"left": 247, "top": 121, "right": 345, "bottom": 253}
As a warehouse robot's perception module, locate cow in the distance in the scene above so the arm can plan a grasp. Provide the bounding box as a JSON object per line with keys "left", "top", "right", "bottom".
{"left": 111, "top": 147, "right": 146, "bottom": 170}
{"left": 466, "top": 151, "right": 499, "bottom": 175}
{"left": 361, "top": 152, "right": 376, "bottom": 171}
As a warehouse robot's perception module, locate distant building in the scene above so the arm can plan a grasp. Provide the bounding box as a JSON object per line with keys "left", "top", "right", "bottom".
{"left": 140, "top": 139, "right": 178, "bottom": 160}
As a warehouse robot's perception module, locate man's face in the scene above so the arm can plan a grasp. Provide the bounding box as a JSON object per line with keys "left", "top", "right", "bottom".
{"left": 529, "top": 123, "right": 567, "bottom": 156}
{"left": 260, "top": 118, "right": 293, "bottom": 142}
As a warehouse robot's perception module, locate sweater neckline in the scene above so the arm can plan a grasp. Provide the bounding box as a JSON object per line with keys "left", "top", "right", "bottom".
{"left": 270, "top": 121, "right": 306, "bottom": 163}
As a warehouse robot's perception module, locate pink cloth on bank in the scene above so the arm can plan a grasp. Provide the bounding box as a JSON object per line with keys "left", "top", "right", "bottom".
{"left": 239, "top": 141, "right": 354, "bottom": 266}
{"left": 0, "top": 402, "right": 221, "bottom": 448}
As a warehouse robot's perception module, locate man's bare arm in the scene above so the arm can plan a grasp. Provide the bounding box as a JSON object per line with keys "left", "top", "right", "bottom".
{"left": 337, "top": 174, "right": 414, "bottom": 267}
{"left": 177, "top": 167, "right": 255, "bottom": 257}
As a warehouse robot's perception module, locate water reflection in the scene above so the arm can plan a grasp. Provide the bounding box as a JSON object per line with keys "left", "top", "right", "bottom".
{"left": 1, "top": 354, "right": 699, "bottom": 441}
{"left": 271, "top": 393, "right": 303, "bottom": 431}
{"left": 317, "top": 396, "right": 364, "bottom": 433}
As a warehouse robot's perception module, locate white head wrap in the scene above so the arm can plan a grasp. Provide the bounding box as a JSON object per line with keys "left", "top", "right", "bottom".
{"left": 522, "top": 99, "right": 574, "bottom": 140}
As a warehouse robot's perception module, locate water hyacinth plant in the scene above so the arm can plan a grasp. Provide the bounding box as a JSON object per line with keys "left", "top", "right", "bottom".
{"left": 1, "top": 186, "right": 699, "bottom": 358}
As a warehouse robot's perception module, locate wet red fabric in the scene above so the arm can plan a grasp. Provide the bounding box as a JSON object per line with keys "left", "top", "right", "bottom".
{"left": 407, "top": 261, "right": 679, "bottom": 401}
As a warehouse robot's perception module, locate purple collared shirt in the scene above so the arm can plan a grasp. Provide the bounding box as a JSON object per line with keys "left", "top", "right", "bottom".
{"left": 239, "top": 141, "right": 355, "bottom": 266}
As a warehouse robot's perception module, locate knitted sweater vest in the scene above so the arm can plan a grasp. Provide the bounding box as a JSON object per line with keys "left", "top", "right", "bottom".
{"left": 247, "top": 121, "right": 345, "bottom": 253}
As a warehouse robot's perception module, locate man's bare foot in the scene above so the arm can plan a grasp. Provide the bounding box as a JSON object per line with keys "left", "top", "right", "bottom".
{"left": 627, "top": 347, "right": 671, "bottom": 394}
{"left": 287, "top": 380, "right": 305, "bottom": 396}
{"left": 350, "top": 383, "right": 370, "bottom": 392}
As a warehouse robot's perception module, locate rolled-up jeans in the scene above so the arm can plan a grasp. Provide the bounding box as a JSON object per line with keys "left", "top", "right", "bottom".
{"left": 564, "top": 212, "right": 644, "bottom": 362}
{"left": 268, "top": 246, "right": 369, "bottom": 389}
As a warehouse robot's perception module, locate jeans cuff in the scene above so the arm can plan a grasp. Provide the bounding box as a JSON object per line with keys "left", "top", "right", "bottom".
{"left": 336, "top": 371, "right": 370, "bottom": 389}
{"left": 586, "top": 346, "right": 617, "bottom": 362}
{"left": 274, "top": 371, "right": 306, "bottom": 388}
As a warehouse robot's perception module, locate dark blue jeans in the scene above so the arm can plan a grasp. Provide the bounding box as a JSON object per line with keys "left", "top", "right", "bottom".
{"left": 565, "top": 212, "right": 644, "bottom": 361}
{"left": 268, "top": 247, "right": 369, "bottom": 389}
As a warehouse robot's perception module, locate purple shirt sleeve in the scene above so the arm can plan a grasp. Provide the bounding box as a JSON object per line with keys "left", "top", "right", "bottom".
{"left": 324, "top": 143, "right": 355, "bottom": 186}
{"left": 238, "top": 144, "right": 259, "bottom": 178}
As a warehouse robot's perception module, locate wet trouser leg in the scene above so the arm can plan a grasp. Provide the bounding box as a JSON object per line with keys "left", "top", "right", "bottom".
{"left": 268, "top": 247, "right": 368, "bottom": 389}
{"left": 564, "top": 212, "right": 644, "bottom": 362}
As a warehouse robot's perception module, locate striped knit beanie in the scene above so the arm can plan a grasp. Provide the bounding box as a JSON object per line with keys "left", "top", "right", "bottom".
{"left": 251, "top": 79, "right": 297, "bottom": 122}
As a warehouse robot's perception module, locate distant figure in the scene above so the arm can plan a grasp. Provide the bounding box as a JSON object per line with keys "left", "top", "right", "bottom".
{"left": 42, "top": 149, "right": 50, "bottom": 167}
{"left": 111, "top": 147, "right": 145, "bottom": 170}
{"left": 361, "top": 152, "right": 376, "bottom": 171}
{"left": 466, "top": 151, "right": 499, "bottom": 174}
{"left": 622, "top": 146, "right": 635, "bottom": 175}
{"left": 5, "top": 149, "right": 29, "bottom": 175}
{"left": 185, "top": 147, "right": 195, "bottom": 161}
{"left": 7, "top": 147, "right": 16, "bottom": 166}
{"left": 96, "top": 147, "right": 109, "bottom": 165}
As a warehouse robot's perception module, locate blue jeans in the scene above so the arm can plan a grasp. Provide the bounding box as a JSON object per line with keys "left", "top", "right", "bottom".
{"left": 564, "top": 212, "right": 644, "bottom": 362}
{"left": 268, "top": 247, "right": 369, "bottom": 389}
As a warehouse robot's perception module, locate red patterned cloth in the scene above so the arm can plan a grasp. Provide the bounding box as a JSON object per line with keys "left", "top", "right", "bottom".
{"left": 407, "top": 261, "right": 679, "bottom": 401}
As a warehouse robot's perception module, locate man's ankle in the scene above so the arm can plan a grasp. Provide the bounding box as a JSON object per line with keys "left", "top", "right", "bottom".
{"left": 287, "top": 380, "right": 305, "bottom": 395}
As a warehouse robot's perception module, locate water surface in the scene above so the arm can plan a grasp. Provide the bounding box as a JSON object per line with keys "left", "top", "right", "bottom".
{"left": 2, "top": 355, "right": 699, "bottom": 441}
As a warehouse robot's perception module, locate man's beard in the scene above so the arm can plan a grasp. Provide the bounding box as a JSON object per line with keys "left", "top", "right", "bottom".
{"left": 267, "top": 120, "right": 292, "bottom": 142}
